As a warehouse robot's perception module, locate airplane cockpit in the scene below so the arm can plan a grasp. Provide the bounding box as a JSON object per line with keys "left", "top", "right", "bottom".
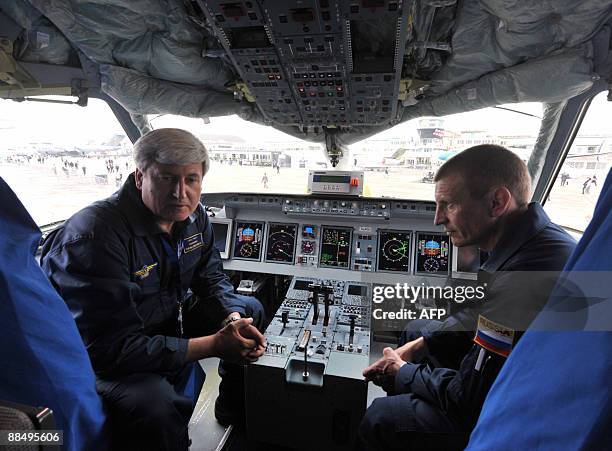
{"left": 1, "top": 1, "right": 612, "bottom": 450}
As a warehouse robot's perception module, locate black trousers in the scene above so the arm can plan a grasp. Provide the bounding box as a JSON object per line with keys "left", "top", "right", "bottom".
{"left": 358, "top": 392, "right": 469, "bottom": 451}
{"left": 357, "top": 320, "right": 471, "bottom": 450}
{"left": 97, "top": 295, "right": 266, "bottom": 451}
{"left": 96, "top": 365, "right": 195, "bottom": 451}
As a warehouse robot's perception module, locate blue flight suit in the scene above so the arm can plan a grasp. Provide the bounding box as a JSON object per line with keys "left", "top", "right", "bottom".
{"left": 41, "top": 173, "right": 264, "bottom": 451}
{"left": 359, "top": 203, "right": 576, "bottom": 450}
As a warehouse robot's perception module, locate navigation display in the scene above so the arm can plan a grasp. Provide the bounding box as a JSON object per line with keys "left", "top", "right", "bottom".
{"left": 319, "top": 226, "right": 352, "bottom": 268}
{"left": 377, "top": 230, "right": 411, "bottom": 272}
{"left": 265, "top": 223, "right": 298, "bottom": 264}
{"left": 232, "top": 221, "right": 265, "bottom": 261}
{"left": 414, "top": 232, "right": 450, "bottom": 275}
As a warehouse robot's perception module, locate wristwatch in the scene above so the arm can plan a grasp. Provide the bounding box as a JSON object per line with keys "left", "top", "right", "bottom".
{"left": 222, "top": 314, "right": 241, "bottom": 328}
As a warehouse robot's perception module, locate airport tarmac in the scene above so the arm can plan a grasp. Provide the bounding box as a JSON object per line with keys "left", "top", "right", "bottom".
{"left": 0, "top": 161, "right": 602, "bottom": 233}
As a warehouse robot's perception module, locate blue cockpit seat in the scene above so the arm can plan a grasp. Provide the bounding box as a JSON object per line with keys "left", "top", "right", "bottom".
{"left": 467, "top": 168, "right": 612, "bottom": 450}
{"left": 0, "top": 177, "right": 108, "bottom": 450}
{"left": 0, "top": 399, "right": 58, "bottom": 450}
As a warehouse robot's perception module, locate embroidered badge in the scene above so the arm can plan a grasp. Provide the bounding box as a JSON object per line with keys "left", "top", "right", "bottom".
{"left": 182, "top": 233, "right": 204, "bottom": 254}
{"left": 133, "top": 262, "right": 158, "bottom": 280}
{"left": 473, "top": 315, "right": 515, "bottom": 357}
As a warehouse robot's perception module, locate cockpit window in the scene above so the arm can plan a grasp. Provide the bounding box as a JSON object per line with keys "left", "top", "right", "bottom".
{"left": 149, "top": 102, "right": 542, "bottom": 201}
{"left": 0, "top": 96, "right": 542, "bottom": 229}
{"left": 0, "top": 97, "right": 129, "bottom": 227}
{"left": 544, "top": 92, "right": 611, "bottom": 234}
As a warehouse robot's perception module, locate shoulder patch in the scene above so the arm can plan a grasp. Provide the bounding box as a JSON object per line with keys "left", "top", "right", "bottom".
{"left": 474, "top": 315, "right": 515, "bottom": 357}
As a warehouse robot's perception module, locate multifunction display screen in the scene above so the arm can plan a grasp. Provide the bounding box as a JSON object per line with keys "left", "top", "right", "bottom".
{"left": 293, "top": 279, "right": 312, "bottom": 291}
{"left": 319, "top": 226, "right": 352, "bottom": 268}
{"left": 347, "top": 285, "right": 366, "bottom": 296}
{"left": 265, "top": 223, "right": 297, "bottom": 264}
{"left": 232, "top": 221, "right": 264, "bottom": 261}
{"left": 377, "top": 230, "right": 411, "bottom": 272}
{"left": 211, "top": 222, "right": 230, "bottom": 254}
{"left": 414, "top": 232, "right": 450, "bottom": 275}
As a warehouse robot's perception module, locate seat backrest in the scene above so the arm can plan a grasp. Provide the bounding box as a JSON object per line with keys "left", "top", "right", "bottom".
{"left": 467, "top": 168, "right": 612, "bottom": 450}
{"left": 0, "top": 178, "right": 108, "bottom": 451}
{"left": 0, "top": 400, "right": 57, "bottom": 451}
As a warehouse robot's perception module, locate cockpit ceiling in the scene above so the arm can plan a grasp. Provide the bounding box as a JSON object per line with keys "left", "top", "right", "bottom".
{"left": 1, "top": 0, "right": 612, "bottom": 145}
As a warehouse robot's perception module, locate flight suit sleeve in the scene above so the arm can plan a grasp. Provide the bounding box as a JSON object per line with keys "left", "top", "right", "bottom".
{"left": 416, "top": 276, "right": 484, "bottom": 362}
{"left": 42, "top": 232, "right": 189, "bottom": 378}
{"left": 420, "top": 310, "right": 479, "bottom": 364}
{"left": 394, "top": 362, "right": 459, "bottom": 411}
{"left": 189, "top": 214, "right": 248, "bottom": 319}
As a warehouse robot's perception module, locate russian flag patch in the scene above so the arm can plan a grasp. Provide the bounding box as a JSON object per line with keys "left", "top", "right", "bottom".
{"left": 473, "top": 315, "right": 515, "bottom": 358}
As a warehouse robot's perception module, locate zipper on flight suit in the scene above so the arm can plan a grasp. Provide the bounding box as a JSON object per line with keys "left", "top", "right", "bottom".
{"left": 162, "top": 237, "right": 185, "bottom": 337}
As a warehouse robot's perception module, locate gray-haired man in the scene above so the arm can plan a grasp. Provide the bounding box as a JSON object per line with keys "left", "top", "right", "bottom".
{"left": 42, "top": 128, "right": 266, "bottom": 450}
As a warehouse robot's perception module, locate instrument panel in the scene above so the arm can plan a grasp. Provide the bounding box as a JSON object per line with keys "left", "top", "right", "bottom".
{"left": 205, "top": 193, "right": 474, "bottom": 281}
{"left": 221, "top": 217, "right": 454, "bottom": 277}
{"left": 199, "top": 0, "right": 410, "bottom": 128}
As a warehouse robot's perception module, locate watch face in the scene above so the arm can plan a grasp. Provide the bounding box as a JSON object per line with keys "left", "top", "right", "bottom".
{"left": 224, "top": 315, "right": 240, "bottom": 327}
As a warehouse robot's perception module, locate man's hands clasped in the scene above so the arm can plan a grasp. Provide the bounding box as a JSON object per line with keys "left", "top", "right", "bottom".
{"left": 362, "top": 337, "right": 428, "bottom": 394}
{"left": 363, "top": 347, "right": 406, "bottom": 394}
{"left": 213, "top": 318, "right": 266, "bottom": 363}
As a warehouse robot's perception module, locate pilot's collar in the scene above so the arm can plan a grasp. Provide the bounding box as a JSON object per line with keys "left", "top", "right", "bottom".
{"left": 480, "top": 202, "right": 551, "bottom": 272}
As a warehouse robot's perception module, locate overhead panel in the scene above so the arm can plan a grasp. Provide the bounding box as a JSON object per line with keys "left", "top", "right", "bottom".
{"left": 198, "top": 0, "right": 409, "bottom": 128}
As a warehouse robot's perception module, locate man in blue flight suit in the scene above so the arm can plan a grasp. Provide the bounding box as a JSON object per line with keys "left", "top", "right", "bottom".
{"left": 359, "top": 145, "right": 576, "bottom": 450}
{"left": 41, "top": 128, "right": 266, "bottom": 451}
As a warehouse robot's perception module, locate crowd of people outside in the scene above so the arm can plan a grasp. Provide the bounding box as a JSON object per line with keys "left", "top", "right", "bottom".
{"left": 2, "top": 153, "right": 134, "bottom": 187}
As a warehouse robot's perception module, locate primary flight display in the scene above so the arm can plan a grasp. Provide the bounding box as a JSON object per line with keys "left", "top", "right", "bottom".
{"left": 233, "top": 221, "right": 265, "bottom": 261}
